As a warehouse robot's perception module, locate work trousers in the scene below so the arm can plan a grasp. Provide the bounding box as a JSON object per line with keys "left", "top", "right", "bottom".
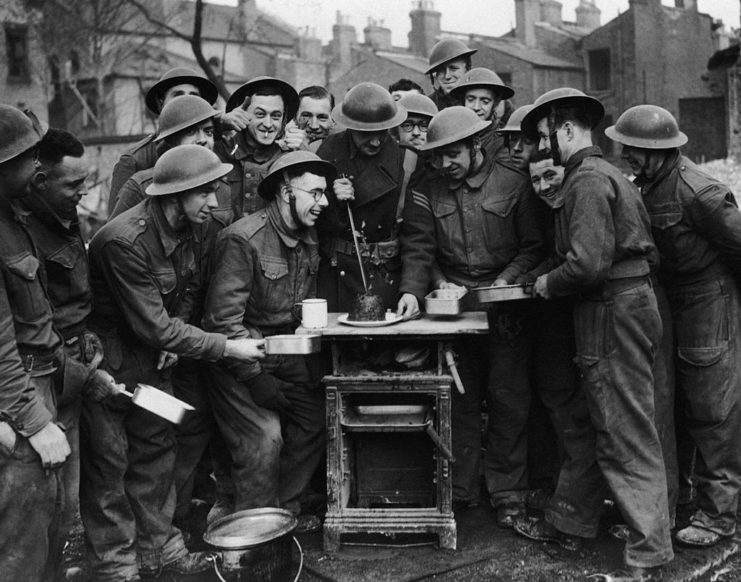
{"left": 80, "top": 333, "right": 186, "bottom": 582}
{"left": 452, "top": 302, "right": 531, "bottom": 506}
{"left": 172, "top": 358, "right": 215, "bottom": 520}
{"left": 209, "top": 354, "right": 325, "bottom": 512}
{"left": 0, "top": 375, "right": 61, "bottom": 582}
{"left": 573, "top": 280, "right": 673, "bottom": 568}
{"left": 667, "top": 272, "right": 741, "bottom": 536}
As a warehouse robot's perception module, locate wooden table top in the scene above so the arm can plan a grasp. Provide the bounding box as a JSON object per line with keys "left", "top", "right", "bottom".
{"left": 296, "top": 312, "right": 489, "bottom": 338}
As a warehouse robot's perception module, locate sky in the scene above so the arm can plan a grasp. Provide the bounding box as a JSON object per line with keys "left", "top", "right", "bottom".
{"left": 244, "top": 0, "right": 741, "bottom": 47}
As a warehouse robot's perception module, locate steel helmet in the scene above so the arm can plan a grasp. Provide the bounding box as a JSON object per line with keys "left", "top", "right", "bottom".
{"left": 450, "top": 68, "right": 515, "bottom": 101}
{"left": 0, "top": 105, "right": 43, "bottom": 164}
{"left": 257, "top": 151, "right": 337, "bottom": 200}
{"left": 425, "top": 39, "right": 477, "bottom": 74}
{"left": 146, "top": 144, "right": 232, "bottom": 196}
{"left": 521, "top": 87, "right": 605, "bottom": 137}
{"left": 332, "top": 83, "right": 407, "bottom": 131}
{"left": 499, "top": 104, "right": 535, "bottom": 133}
{"left": 605, "top": 104, "right": 687, "bottom": 149}
{"left": 145, "top": 67, "right": 218, "bottom": 115}
{"left": 419, "top": 106, "right": 491, "bottom": 151}
{"left": 226, "top": 76, "right": 299, "bottom": 120}
{"left": 155, "top": 95, "right": 218, "bottom": 142}
{"left": 397, "top": 93, "right": 438, "bottom": 119}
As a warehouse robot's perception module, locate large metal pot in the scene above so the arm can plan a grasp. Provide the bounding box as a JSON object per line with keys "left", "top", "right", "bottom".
{"left": 204, "top": 508, "right": 300, "bottom": 581}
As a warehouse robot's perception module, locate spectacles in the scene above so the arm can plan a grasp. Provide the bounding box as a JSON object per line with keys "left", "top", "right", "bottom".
{"left": 289, "top": 184, "right": 327, "bottom": 202}
{"left": 399, "top": 121, "right": 429, "bottom": 133}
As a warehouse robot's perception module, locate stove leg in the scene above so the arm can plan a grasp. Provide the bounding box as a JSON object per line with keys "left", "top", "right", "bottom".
{"left": 324, "top": 524, "right": 341, "bottom": 552}
{"left": 439, "top": 524, "right": 457, "bottom": 550}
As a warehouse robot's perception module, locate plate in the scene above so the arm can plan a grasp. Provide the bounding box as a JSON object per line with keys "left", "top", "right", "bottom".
{"left": 338, "top": 312, "right": 404, "bottom": 327}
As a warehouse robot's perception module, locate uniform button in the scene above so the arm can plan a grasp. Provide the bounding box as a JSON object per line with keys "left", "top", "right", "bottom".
{"left": 340, "top": 270, "right": 346, "bottom": 277}
{"left": 245, "top": 172, "right": 252, "bottom": 178}
{"left": 138, "top": 219, "right": 146, "bottom": 226}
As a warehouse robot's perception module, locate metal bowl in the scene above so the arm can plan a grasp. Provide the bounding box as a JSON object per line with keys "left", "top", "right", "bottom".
{"left": 204, "top": 507, "right": 297, "bottom": 550}
{"left": 264, "top": 334, "right": 321, "bottom": 355}
{"left": 425, "top": 289, "right": 467, "bottom": 315}
{"left": 472, "top": 283, "right": 533, "bottom": 303}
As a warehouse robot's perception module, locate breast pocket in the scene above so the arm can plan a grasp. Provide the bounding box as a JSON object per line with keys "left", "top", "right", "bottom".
{"left": 5, "top": 253, "right": 48, "bottom": 323}
{"left": 152, "top": 269, "right": 177, "bottom": 296}
{"left": 45, "top": 241, "right": 88, "bottom": 306}
{"left": 258, "top": 256, "right": 290, "bottom": 312}
{"left": 432, "top": 199, "right": 459, "bottom": 256}
{"left": 649, "top": 202, "right": 683, "bottom": 232}
{"left": 481, "top": 194, "right": 518, "bottom": 257}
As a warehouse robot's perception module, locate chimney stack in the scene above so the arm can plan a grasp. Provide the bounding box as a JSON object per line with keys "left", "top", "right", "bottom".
{"left": 331, "top": 12, "right": 356, "bottom": 67}
{"left": 540, "top": 0, "right": 563, "bottom": 27}
{"left": 515, "top": 0, "right": 539, "bottom": 46}
{"left": 575, "top": 0, "right": 601, "bottom": 30}
{"left": 408, "top": 0, "right": 441, "bottom": 57}
{"left": 364, "top": 18, "right": 392, "bottom": 51}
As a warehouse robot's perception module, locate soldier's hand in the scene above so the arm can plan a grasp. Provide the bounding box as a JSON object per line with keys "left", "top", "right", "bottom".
{"left": 493, "top": 278, "right": 509, "bottom": 287}
{"left": 533, "top": 275, "right": 551, "bottom": 299}
{"left": 84, "top": 369, "right": 125, "bottom": 402}
{"left": 281, "top": 121, "right": 309, "bottom": 151}
{"left": 220, "top": 108, "right": 250, "bottom": 132}
{"left": 28, "top": 422, "right": 70, "bottom": 469}
{"left": 396, "top": 293, "right": 420, "bottom": 320}
{"left": 81, "top": 330, "right": 104, "bottom": 365}
{"left": 225, "top": 338, "right": 266, "bottom": 361}
{"left": 438, "top": 280, "right": 466, "bottom": 291}
{"left": 333, "top": 177, "right": 354, "bottom": 201}
{"left": 156, "top": 350, "right": 179, "bottom": 370}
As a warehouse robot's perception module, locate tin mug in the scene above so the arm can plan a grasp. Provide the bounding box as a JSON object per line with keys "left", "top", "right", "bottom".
{"left": 301, "top": 298, "right": 328, "bottom": 329}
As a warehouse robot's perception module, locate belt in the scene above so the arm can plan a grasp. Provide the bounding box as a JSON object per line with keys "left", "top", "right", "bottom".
{"left": 324, "top": 237, "right": 400, "bottom": 265}
{"left": 580, "top": 276, "right": 650, "bottom": 300}
{"left": 607, "top": 257, "right": 650, "bottom": 279}
{"left": 18, "top": 351, "right": 59, "bottom": 374}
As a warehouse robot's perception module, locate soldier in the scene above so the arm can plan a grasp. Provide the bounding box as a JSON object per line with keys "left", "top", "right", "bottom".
{"left": 425, "top": 38, "right": 476, "bottom": 110}
{"left": 294, "top": 85, "right": 335, "bottom": 151}
{"left": 389, "top": 78, "right": 424, "bottom": 101}
{"left": 108, "top": 67, "right": 219, "bottom": 212}
{"left": 606, "top": 105, "right": 741, "bottom": 549}
{"left": 497, "top": 104, "right": 537, "bottom": 170}
{"left": 316, "top": 82, "right": 410, "bottom": 313}
{"left": 397, "top": 106, "right": 544, "bottom": 517}
{"left": 450, "top": 67, "right": 514, "bottom": 161}
{"left": 516, "top": 89, "right": 673, "bottom": 582}
{"left": 395, "top": 93, "right": 438, "bottom": 150}
{"left": 83, "top": 145, "right": 265, "bottom": 581}
{"left": 203, "top": 151, "right": 336, "bottom": 532}
{"left": 216, "top": 76, "right": 303, "bottom": 219}
{"left": 20, "top": 128, "right": 123, "bottom": 580}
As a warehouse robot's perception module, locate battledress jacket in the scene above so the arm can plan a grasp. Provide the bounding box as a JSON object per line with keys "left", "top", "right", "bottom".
{"left": 545, "top": 146, "right": 657, "bottom": 297}
{"left": 399, "top": 152, "right": 544, "bottom": 299}
{"left": 636, "top": 151, "right": 741, "bottom": 281}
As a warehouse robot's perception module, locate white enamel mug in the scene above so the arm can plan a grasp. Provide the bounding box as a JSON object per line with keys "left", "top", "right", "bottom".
{"left": 301, "top": 298, "right": 328, "bottom": 329}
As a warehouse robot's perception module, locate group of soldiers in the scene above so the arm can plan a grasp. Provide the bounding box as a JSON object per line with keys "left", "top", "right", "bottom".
{"left": 1, "top": 34, "right": 741, "bottom": 582}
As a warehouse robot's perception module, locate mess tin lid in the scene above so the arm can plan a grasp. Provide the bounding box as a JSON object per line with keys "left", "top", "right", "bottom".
{"left": 203, "top": 508, "right": 297, "bottom": 549}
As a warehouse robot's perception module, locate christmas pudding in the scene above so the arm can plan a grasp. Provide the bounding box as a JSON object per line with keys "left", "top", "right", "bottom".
{"left": 348, "top": 292, "right": 385, "bottom": 321}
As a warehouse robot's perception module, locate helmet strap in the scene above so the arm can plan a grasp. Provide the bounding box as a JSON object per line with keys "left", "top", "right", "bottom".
{"left": 548, "top": 107, "right": 562, "bottom": 166}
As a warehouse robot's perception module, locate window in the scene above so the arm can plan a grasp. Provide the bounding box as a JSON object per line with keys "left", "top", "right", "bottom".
{"left": 5, "top": 24, "right": 30, "bottom": 81}
{"left": 588, "top": 48, "right": 611, "bottom": 91}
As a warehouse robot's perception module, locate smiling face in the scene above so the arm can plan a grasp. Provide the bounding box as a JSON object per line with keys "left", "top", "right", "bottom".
{"left": 349, "top": 129, "right": 388, "bottom": 158}
{"left": 244, "top": 94, "right": 285, "bottom": 146}
{"left": 173, "top": 118, "right": 215, "bottom": 150}
{"left": 433, "top": 140, "right": 473, "bottom": 182}
{"left": 285, "top": 171, "right": 328, "bottom": 228}
{"left": 529, "top": 158, "right": 564, "bottom": 205}
{"left": 296, "top": 96, "right": 333, "bottom": 142}
{"left": 433, "top": 57, "right": 467, "bottom": 95}
{"left": 464, "top": 87, "right": 499, "bottom": 121}
{"left": 178, "top": 182, "right": 219, "bottom": 224}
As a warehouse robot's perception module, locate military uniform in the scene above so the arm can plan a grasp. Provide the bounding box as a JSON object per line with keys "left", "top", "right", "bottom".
{"left": 401, "top": 152, "right": 544, "bottom": 506}
{"left": 637, "top": 151, "right": 741, "bottom": 538}
{"left": 544, "top": 146, "right": 673, "bottom": 568}
{"left": 316, "top": 131, "right": 406, "bottom": 312}
{"left": 108, "top": 135, "right": 157, "bottom": 216}
{"left": 215, "top": 132, "right": 283, "bottom": 220}
{"left": 203, "top": 201, "right": 325, "bottom": 512}
{"left": 84, "top": 197, "right": 226, "bottom": 581}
